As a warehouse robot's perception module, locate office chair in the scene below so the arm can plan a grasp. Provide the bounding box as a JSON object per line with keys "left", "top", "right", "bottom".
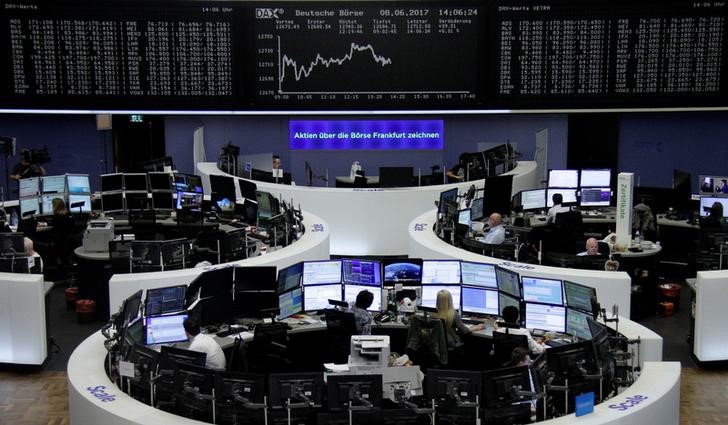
{"left": 492, "top": 330, "right": 528, "bottom": 367}
{"left": 406, "top": 315, "right": 448, "bottom": 370}
{"left": 247, "top": 322, "right": 291, "bottom": 373}
{"left": 226, "top": 336, "right": 248, "bottom": 373}
{"left": 323, "top": 309, "right": 358, "bottom": 364}
{"left": 549, "top": 210, "right": 584, "bottom": 253}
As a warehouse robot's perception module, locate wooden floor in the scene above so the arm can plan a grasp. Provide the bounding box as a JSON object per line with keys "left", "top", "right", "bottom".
{"left": 0, "top": 367, "right": 725, "bottom": 424}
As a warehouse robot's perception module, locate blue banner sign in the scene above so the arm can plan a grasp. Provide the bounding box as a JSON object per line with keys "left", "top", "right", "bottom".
{"left": 290, "top": 120, "right": 444, "bottom": 150}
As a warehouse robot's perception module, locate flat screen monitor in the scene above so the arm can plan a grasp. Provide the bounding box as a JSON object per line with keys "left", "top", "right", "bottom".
{"left": 547, "top": 189, "right": 578, "bottom": 207}
{"left": 41, "top": 175, "right": 65, "bottom": 194}
{"left": 159, "top": 345, "right": 206, "bottom": 370}
{"left": 124, "top": 173, "right": 148, "bottom": 192}
{"left": 121, "top": 289, "right": 144, "bottom": 329}
{"left": 457, "top": 208, "right": 471, "bottom": 226}
{"left": 18, "top": 177, "right": 39, "bottom": 197}
{"left": 0, "top": 232, "right": 25, "bottom": 257}
{"left": 192, "top": 267, "right": 235, "bottom": 302}
{"left": 460, "top": 261, "right": 497, "bottom": 288}
{"left": 343, "top": 283, "right": 382, "bottom": 312}
{"left": 131, "top": 241, "right": 162, "bottom": 266}
{"left": 382, "top": 258, "right": 422, "bottom": 286}
{"left": 174, "top": 173, "right": 204, "bottom": 193}
{"left": 379, "top": 166, "right": 413, "bottom": 188}
{"left": 151, "top": 192, "right": 174, "bottom": 210}
{"left": 101, "top": 192, "right": 124, "bottom": 212}
{"left": 303, "top": 283, "right": 342, "bottom": 311}
{"left": 712, "top": 176, "right": 728, "bottom": 195}
{"left": 699, "top": 196, "right": 728, "bottom": 217}
{"left": 238, "top": 179, "right": 258, "bottom": 201}
{"left": 68, "top": 194, "right": 92, "bottom": 213}
{"left": 210, "top": 175, "right": 237, "bottom": 205}
{"left": 40, "top": 194, "right": 63, "bottom": 215}
{"left": 520, "top": 189, "right": 547, "bottom": 211}
{"left": 176, "top": 191, "right": 203, "bottom": 210}
{"left": 233, "top": 289, "right": 278, "bottom": 318}
{"left": 425, "top": 369, "right": 482, "bottom": 404}
{"left": 235, "top": 266, "right": 277, "bottom": 291}
{"left": 342, "top": 259, "right": 381, "bottom": 285}
{"left": 498, "top": 293, "right": 520, "bottom": 317}
{"left": 566, "top": 308, "right": 592, "bottom": 340}
{"left": 564, "top": 280, "right": 597, "bottom": 314}
{"left": 521, "top": 276, "right": 564, "bottom": 305}
{"left": 20, "top": 197, "right": 40, "bottom": 217}
{"left": 216, "top": 372, "right": 266, "bottom": 406}
{"left": 126, "top": 192, "right": 150, "bottom": 211}
{"left": 495, "top": 266, "right": 520, "bottom": 298}
{"left": 483, "top": 174, "right": 514, "bottom": 216}
{"left": 580, "top": 169, "right": 611, "bottom": 187}
{"left": 66, "top": 174, "right": 91, "bottom": 193}
{"left": 545, "top": 340, "right": 598, "bottom": 380}
{"left": 268, "top": 372, "right": 324, "bottom": 408}
{"left": 524, "top": 302, "right": 566, "bottom": 333}
{"left": 148, "top": 172, "right": 173, "bottom": 191}
{"left": 461, "top": 286, "right": 499, "bottom": 316}
{"left": 420, "top": 285, "right": 460, "bottom": 310}
{"left": 700, "top": 175, "right": 716, "bottom": 195}
{"left": 302, "top": 260, "right": 342, "bottom": 286}
{"left": 327, "top": 374, "right": 383, "bottom": 410}
{"left": 277, "top": 262, "right": 303, "bottom": 294}
{"left": 162, "top": 239, "right": 188, "bottom": 266}
{"left": 438, "top": 188, "right": 459, "bottom": 214}
{"left": 548, "top": 169, "right": 579, "bottom": 188}
{"left": 278, "top": 287, "right": 303, "bottom": 319}
{"left": 580, "top": 187, "right": 611, "bottom": 207}
{"left": 101, "top": 173, "right": 124, "bottom": 192}
{"left": 145, "top": 284, "right": 187, "bottom": 317}
{"left": 470, "top": 197, "right": 484, "bottom": 221}
{"left": 482, "top": 366, "right": 532, "bottom": 409}
{"left": 421, "top": 260, "right": 461, "bottom": 285}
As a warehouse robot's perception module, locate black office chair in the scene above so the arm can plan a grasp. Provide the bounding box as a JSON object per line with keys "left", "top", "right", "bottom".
{"left": 247, "top": 322, "right": 291, "bottom": 373}
{"left": 226, "top": 336, "right": 249, "bottom": 373}
{"left": 406, "top": 315, "right": 448, "bottom": 370}
{"left": 323, "top": 309, "right": 358, "bottom": 364}
{"left": 492, "top": 330, "right": 529, "bottom": 367}
{"left": 549, "top": 210, "right": 584, "bottom": 253}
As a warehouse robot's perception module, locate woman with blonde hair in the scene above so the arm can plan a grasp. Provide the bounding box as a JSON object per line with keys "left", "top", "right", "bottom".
{"left": 433, "top": 289, "right": 485, "bottom": 349}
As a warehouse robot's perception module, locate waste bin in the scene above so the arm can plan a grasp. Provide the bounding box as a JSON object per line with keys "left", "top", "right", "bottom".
{"left": 657, "top": 283, "right": 682, "bottom": 316}
{"left": 65, "top": 287, "right": 79, "bottom": 310}
{"left": 76, "top": 299, "right": 96, "bottom": 323}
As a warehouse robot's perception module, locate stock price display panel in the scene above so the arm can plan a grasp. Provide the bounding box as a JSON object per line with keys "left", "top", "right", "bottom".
{"left": 252, "top": 3, "right": 482, "bottom": 108}
{"left": 492, "top": 0, "right": 728, "bottom": 108}
{"left": 1, "top": 1, "right": 239, "bottom": 110}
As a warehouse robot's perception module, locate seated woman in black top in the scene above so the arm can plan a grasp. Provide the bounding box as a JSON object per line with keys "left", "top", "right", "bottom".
{"left": 433, "top": 289, "right": 485, "bottom": 348}
{"left": 700, "top": 202, "right": 728, "bottom": 229}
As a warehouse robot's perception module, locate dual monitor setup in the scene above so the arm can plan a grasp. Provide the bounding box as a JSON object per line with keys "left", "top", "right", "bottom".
{"left": 699, "top": 174, "right": 728, "bottom": 218}
{"left": 517, "top": 169, "right": 613, "bottom": 212}
{"left": 0, "top": 232, "right": 32, "bottom": 273}
{"left": 19, "top": 174, "right": 91, "bottom": 217}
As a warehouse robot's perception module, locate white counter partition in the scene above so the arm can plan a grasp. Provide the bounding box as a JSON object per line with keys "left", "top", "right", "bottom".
{"left": 0, "top": 273, "right": 47, "bottom": 365}
{"left": 694, "top": 270, "right": 728, "bottom": 362}
{"left": 197, "top": 161, "right": 539, "bottom": 256}
{"left": 108, "top": 211, "right": 330, "bottom": 318}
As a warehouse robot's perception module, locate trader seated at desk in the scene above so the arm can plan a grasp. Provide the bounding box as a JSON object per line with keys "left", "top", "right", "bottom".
{"left": 547, "top": 193, "right": 571, "bottom": 224}
{"left": 577, "top": 237, "right": 601, "bottom": 256}
{"left": 348, "top": 290, "right": 374, "bottom": 335}
{"left": 700, "top": 201, "right": 728, "bottom": 229}
{"left": 24, "top": 236, "right": 43, "bottom": 274}
{"left": 433, "top": 289, "right": 485, "bottom": 349}
{"left": 182, "top": 317, "right": 226, "bottom": 370}
{"left": 493, "top": 306, "right": 545, "bottom": 354}
{"left": 476, "top": 212, "right": 505, "bottom": 245}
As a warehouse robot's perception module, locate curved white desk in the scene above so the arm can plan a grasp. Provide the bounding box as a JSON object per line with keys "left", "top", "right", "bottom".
{"left": 108, "top": 211, "right": 330, "bottom": 318}
{"left": 68, "top": 330, "right": 679, "bottom": 425}
{"left": 197, "top": 161, "right": 539, "bottom": 256}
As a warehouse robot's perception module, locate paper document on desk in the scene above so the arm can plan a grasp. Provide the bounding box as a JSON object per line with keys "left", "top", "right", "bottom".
{"left": 323, "top": 363, "right": 350, "bottom": 372}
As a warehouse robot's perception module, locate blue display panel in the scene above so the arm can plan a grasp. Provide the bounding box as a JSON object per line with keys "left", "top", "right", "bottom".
{"left": 461, "top": 286, "right": 499, "bottom": 316}
{"left": 145, "top": 313, "right": 188, "bottom": 345}
{"left": 342, "top": 259, "right": 381, "bottom": 285}
{"left": 279, "top": 287, "right": 303, "bottom": 319}
{"left": 290, "top": 121, "right": 444, "bottom": 150}
{"left": 521, "top": 276, "right": 564, "bottom": 305}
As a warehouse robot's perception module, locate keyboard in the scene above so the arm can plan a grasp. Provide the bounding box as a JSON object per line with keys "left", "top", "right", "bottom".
{"left": 545, "top": 338, "right": 571, "bottom": 347}
{"left": 461, "top": 317, "right": 486, "bottom": 325}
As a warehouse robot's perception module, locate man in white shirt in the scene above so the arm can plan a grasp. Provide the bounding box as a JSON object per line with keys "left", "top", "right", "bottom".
{"left": 24, "top": 237, "right": 43, "bottom": 274}
{"left": 493, "top": 305, "right": 545, "bottom": 354}
{"left": 547, "top": 193, "right": 570, "bottom": 223}
{"left": 577, "top": 238, "right": 600, "bottom": 256}
{"left": 483, "top": 212, "right": 506, "bottom": 244}
{"left": 183, "top": 318, "right": 226, "bottom": 370}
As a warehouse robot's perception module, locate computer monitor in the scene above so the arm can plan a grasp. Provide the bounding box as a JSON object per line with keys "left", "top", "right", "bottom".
{"left": 151, "top": 192, "right": 174, "bottom": 210}
{"left": 495, "top": 266, "right": 520, "bottom": 298}
{"left": 699, "top": 196, "right": 728, "bottom": 217}
{"left": 278, "top": 287, "right": 303, "bottom": 319}
{"left": 520, "top": 189, "right": 547, "bottom": 211}
{"left": 420, "top": 285, "right": 460, "bottom": 309}
{"left": 66, "top": 174, "right": 91, "bottom": 193}
{"left": 277, "top": 262, "right": 303, "bottom": 294}
{"left": 498, "top": 293, "right": 520, "bottom": 317}
{"left": 19, "top": 197, "right": 40, "bottom": 217}
{"left": 148, "top": 172, "right": 173, "bottom": 191}
{"left": 145, "top": 313, "right": 189, "bottom": 345}
{"left": 327, "top": 374, "right": 383, "bottom": 410}
{"left": 546, "top": 188, "right": 578, "bottom": 206}
{"left": 159, "top": 345, "right": 206, "bottom": 370}
{"left": 101, "top": 173, "right": 124, "bottom": 192}
{"left": 524, "top": 302, "right": 566, "bottom": 333}
{"left": 548, "top": 169, "right": 579, "bottom": 188}
{"left": 234, "top": 266, "right": 277, "bottom": 291}
{"left": 302, "top": 260, "right": 342, "bottom": 286}
{"left": 41, "top": 175, "right": 65, "bottom": 194}
{"left": 176, "top": 191, "right": 203, "bottom": 210}
{"left": 483, "top": 175, "right": 514, "bottom": 216}
{"left": 580, "top": 169, "right": 611, "bottom": 187}
{"left": 145, "top": 284, "right": 187, "bottom": 317}
{"left": 563, "top": 280, "right": 597, "bottom": 315}
{"left": 438, "top": 188, "right": 459, "bottom": 214}
{"left": 342, "top": 259, "right": 381, "bottom": 286}
{"left": 174, "top": 173, "right": 204, "bottom": 193}
{"left": 125, "top": 192, "right": 150, "bottom": 211}
{"left": 580, "top": 188, "right": 611, "bottom": 207}
{"left": 482, "top": 366, "right": 532, "bottom": 409}
{"left": 18, "top": 177, "right": 39, "bottom": 198}
{"left": 470, "top": 197, "right": 484, "bottom": 221}
{"left": 215, "top": 372, "right": 266, "bottom": 406}
{"left": 460, "top": 261, "right": 498, "bottom": 288}
{"left": 379, "top": 167, "right": 413, "bottom": 188}
{"left": 382, "top": 258, "right": 422, "bottom": 286}
{"left": 68, "top": 194, "right": 92, "bottom": 213}
{"left": 233, "top": 289, "right": 278, "bottom": 319}
{"left": 461, "top": 286, "right": 499, "bottom": 316}
{"left": 121, "top": 289, "right": 144, "bottom": 329}
{"left": 210, "top": 174, "right": 237, "bottom": 206}
{"left": 521, "top": 276, "right": 564, "bottom": 305}
{"left": 421, "top": 260, "right": 461, "bottom": 285}
{"left": 457, "top": 208, "right": 471, "bottom": 226}
{"left": 303, "top": 284, "right": 342, "bottom": 311}
{"left": 545, "top": 340, "right": 598, "bottom": 380}
{"left": 343, "top": 283, "right": 382, "bottom": 312}
{"left": 39, "top": 194, "right": 61, "bottom": 215}
{"left": 0, "top": 232, "right": 24, "bottom": 257}
{"left": 101, "top": 192, "right": 124, "bottom": 212}
{"left": 190, "top": 266, "right": 235, "bottom": 305}
{"left": 425, "top": 369, "right": 482, "bottom": 404}
{"left": 566, "top": 308, "right": 592, "bottom": 340}
{"left": 238, "top": 179, "right": 258, "bottom": 201}
{"left": 268, "top": 372, "right": 324, "bottom": 408}
{"left": 700, "top": 175, "right": 716, "bottom": 195}
{"left": 131, "top": 241, "right": 162, "bottom": 267}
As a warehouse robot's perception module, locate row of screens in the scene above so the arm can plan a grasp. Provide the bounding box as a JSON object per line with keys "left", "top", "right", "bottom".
{"left": 20, "top": 193, "right": 91, "bottom": 216}
{"left": 548, "top": 169, "right": 612, "bottom": 189}
{"left": 700, "top": 175, "right": 728, "bottom": 196}
{"left": 100, "top": 191, "right": 202, "bottom": 212}
{"left": 100, "top": 172, "right": 200, "bottom": 193}
{"left": 518, "top": 187, "right": 612, "bottom": 211}
{"left": 19, "top": 174, "right": 90, "bottom": 197}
